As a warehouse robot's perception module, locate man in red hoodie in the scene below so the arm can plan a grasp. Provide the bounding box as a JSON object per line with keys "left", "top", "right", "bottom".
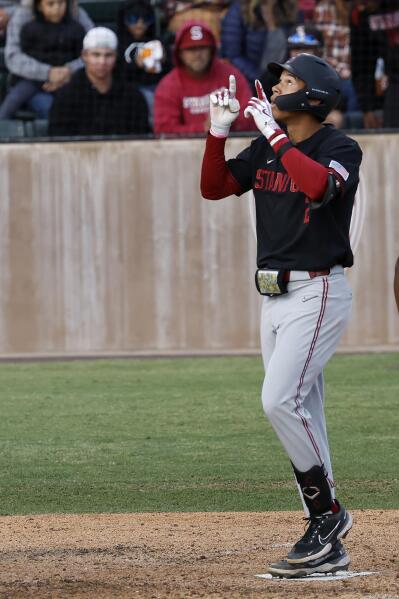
{"left": 154, "top": 21, "right": 253, "bottom": 134}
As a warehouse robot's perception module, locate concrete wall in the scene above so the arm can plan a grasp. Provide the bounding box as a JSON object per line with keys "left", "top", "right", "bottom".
{"left": 0, "top": 134, "right": 397, "bottom": 356}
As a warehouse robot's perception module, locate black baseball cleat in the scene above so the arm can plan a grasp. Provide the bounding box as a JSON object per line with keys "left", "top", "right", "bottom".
{"left": 268, "top": 541, "right": 350, "bottom": 578}
{"left": 286, "top": 504, "right": 353, "bottom": 564}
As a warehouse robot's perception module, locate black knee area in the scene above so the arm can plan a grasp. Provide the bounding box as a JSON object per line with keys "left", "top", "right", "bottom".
{"left": 292, "top": 463, "right": 333, "bottom": 515}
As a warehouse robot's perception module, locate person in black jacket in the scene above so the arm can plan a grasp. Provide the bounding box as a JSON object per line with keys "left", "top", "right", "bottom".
{"left": 350, "top": 0, "right": 399, "bottom": 128}
{"left": 116, "top": 0, "right": 171, "bottom": 125}
{"left": 0, "top": 0, "right": 85, "bottom": 119}
{"left": 49, "top": 26, "right": 150, "bottom": 136}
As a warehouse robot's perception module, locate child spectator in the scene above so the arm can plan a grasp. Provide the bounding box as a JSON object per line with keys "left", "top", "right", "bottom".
{"left": 153, "top": 21, "right": 254, "bottom": 134}
{"left": 49, "top": 27, "right": 150, "bottom": 136}
{"left": 0, "top": 0, "right": 85, "bottom": 119}
{"left": 116, "top": 0, "right": 171, "bottom": 124}
{"left": 220, "top": 0, "right": 297, "bottom": 86}
{"left": 3, "top": 0, "right": 92, "bottom": 117}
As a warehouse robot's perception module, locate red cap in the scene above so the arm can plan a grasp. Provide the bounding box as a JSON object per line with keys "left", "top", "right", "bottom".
{"left": 179, "top": 24, "right": 214, "bottom": 49}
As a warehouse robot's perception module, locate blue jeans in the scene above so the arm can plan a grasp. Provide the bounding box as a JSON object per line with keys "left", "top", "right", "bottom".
{"left": 341, "top": 79, "right": 359, "bottom": 113}
{"left": 27, "top": 91, "right": 54, "bottom": 119}
{"left": 0, "top": 79, "right": 41, "bottom": 118}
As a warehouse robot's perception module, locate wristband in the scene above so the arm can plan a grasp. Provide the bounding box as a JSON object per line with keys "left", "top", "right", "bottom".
{"left": 210, "top": 123, "right": 230, "bottom": 138}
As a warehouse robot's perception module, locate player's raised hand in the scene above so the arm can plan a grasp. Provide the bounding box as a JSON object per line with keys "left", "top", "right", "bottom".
{"left": 244, "top": 79, "right": 280, "bottom": 140}
{"left": 209, "top": 74, "right": 240, "bottom": 138}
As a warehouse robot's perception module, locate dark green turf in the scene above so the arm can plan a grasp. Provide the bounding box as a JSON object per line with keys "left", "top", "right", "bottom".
{"left": 0, "top": 353, "right": 397, "bottom": 514}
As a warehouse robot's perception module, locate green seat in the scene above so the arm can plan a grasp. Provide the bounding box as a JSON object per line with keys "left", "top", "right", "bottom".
{"left": 0, "top": 119, "right": 26, "bottom": 139}
{"left": 24, "top": 119, "right": 48, "bottom": 138}
{"left": 78, "top": 0, "right": 124, "bottom": 29}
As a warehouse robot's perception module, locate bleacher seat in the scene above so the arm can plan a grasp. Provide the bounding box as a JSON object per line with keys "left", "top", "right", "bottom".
{"left": 0, "top": 119, "right": 26, "bottom": 139}
{"left": 24, "top": 119, "right": 49, "bottom": 138}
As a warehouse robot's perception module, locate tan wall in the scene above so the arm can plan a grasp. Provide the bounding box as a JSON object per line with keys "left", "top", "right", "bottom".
{"left": 0, "top": 135, "right": 397, "bottom": 356}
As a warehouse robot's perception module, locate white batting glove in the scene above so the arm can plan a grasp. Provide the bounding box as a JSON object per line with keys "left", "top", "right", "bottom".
{"left": 209, "top": 74, "right": 240, "bottom": 138}
{"left": 244, "top": 79, "right": 280, "bottom": 140}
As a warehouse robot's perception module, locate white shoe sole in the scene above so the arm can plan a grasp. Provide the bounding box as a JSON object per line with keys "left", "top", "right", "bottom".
{"left": 268, "top": 554, "right": 350, "bottom": 578}
{"left": 286, "top": 512, "right": 353, "bottom": 564}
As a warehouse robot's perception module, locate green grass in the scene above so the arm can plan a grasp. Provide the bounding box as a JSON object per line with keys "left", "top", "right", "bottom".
{"left": 0, "top": 354, "right": 398, "bottom": 515}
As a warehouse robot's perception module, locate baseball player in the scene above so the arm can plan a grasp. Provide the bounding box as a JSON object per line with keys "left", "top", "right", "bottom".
{"left": 201, "top": 54, "right": 363, "bottom": 578}
{"left": 395, "top": 257, "right": 399, "bottom": 313}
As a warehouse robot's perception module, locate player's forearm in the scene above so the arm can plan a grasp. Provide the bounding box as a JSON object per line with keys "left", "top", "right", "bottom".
{"left": 280, "top": 147, "right": 329, "bottom": 201}
{"left": 268, "top": 132, "right": 329, "bottom": 201}
{"left": 201, "top": 133, "right": 243, "bottom": 200}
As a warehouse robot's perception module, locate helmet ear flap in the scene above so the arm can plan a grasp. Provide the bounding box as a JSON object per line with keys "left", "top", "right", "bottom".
{"left": 274, "top": 86, "right": 337, "bottom": 122}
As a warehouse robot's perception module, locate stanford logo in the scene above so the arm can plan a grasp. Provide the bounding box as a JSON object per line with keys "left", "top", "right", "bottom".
{"left": 190, "top": 25, "right": 203, "bottom": 41}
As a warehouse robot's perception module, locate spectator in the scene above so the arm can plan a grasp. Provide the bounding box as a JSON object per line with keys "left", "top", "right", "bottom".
{"left": 350, "top": 0, "right": 399, "bottom": 129}
{"left": 0, "top": 0, "right": 85, "bottom": 119}
{"left": 116, "top": 0, "right": 171, "bottom": 124}
{"left": 0, "top": 0, "right": 20, "bottom": 40}
{"left": 153, "top": 21, "right": 254, "bottom": 134}
{"left": 314, "top": 0, "right": 359, "bottom": 114}
{"left": 4, "top": 0, "right": 93, "bottom": 118}
{"left": 49, "top": 27, "right": 150, "bottom": 136}
{"left": 220, "top": 0, "right": 297, "bottom": 86}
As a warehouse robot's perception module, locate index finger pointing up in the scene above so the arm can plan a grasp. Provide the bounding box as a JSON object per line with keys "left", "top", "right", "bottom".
{"left": 255, "top": 79, "right": 266, "bottom": 101}
{"left": 229, "top": 74, "right": 236, "bottom": 98}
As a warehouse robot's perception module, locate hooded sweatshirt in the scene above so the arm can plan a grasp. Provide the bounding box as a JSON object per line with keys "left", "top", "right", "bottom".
{"left": 154, "top": 22, "right": 254, "bottom": 135}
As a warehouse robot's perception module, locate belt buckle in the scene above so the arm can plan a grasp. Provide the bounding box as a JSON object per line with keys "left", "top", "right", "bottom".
{"left": 255, "top": 269, "right": 288, "bottom": 296}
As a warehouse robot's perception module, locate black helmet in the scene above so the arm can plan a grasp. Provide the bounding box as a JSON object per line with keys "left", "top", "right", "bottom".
{"left": 267, "top": 53, "right": 341, "bottom": 122}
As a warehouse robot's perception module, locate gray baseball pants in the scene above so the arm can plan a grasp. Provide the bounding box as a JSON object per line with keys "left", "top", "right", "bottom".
{"left": 260, "top": 266, "right": 352, "bottom": 502}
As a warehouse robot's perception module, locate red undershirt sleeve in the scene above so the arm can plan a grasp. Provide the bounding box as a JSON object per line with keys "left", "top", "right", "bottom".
{"left": 269, "top": 130, "right": 329, "bottom": 201}
{"left": 200, "top": 133, "right": 243, "bottom": 200}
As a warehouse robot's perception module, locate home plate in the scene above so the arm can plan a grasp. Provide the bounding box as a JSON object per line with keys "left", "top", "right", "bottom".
{"left": 256, "top": 571, "right": 378, "bottom": 582}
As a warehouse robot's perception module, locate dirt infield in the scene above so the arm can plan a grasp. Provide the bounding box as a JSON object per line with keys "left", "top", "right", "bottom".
{"left": 0, "top": 510, "right": 398, "bottom": 598}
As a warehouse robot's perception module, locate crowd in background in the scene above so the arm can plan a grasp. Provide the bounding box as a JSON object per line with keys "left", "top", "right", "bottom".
{"left": 0, "top": 0, "right": 397, "bottom": 137}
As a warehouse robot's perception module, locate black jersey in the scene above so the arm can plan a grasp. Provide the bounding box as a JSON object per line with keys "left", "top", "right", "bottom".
{"left": 227, "top": 125, "right": 363, "bottom": 271}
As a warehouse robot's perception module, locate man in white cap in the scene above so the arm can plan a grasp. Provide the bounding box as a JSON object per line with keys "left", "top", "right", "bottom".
{"left": 49, "top": 26, "right": 150, "bottom": 136}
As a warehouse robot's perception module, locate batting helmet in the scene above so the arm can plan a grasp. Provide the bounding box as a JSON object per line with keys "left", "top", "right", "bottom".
{"left": 267, "top": 53, "right": 341, "bottom": 122}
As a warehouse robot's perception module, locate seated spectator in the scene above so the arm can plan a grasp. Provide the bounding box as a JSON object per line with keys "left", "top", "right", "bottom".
{"left": 4, "top": 0, "right": 93, "bottom": 118}
{"left": 0, "top": 0, "right": 20, "bottom": 40}
{"left": 116, "top": 0, "right": 171, "bottom": 124}
{"left": 220, "top": 0, "right": 297, "bottom": 87}
{"left": 350, "top": 0, "right": 399, "bottom": 129}
{"left": 0, "top": 0, "right": 85, "bottom": 119}
{"left": 153, "top": 21, "right": 254, "bottom": 134}
{"left": 49, "top": 27, "right": 150, "bottom": 136}
{"left": 314, "top": 0, "right": 359, "bottom": 114}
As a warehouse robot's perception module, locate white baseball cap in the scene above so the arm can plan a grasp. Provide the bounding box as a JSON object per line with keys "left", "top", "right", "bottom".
{"left": 83, "top": 27, "right": 118, "bottom": 51}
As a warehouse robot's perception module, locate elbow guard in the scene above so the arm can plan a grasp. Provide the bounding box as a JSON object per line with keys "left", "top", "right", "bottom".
{"left": 310, "top": 173, "right": 341, "bottom": 210}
